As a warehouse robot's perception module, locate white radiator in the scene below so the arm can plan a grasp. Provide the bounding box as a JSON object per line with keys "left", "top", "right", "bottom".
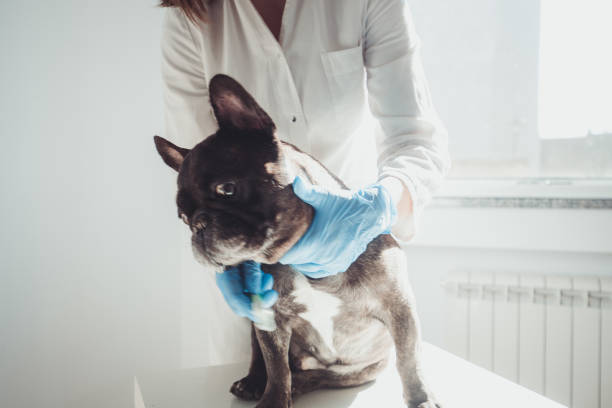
{"left": 442, "top": 272, "right": 612, "bottom": 408}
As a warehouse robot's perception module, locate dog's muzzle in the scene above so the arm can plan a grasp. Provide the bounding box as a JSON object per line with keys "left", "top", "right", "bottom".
{"left": 190, "top": 209, "right": 208, "bottom": 236}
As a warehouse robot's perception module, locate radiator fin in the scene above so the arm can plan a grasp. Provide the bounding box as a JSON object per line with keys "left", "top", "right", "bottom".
{"left": 443, "top": 273, "right": 612, "bottom": 408}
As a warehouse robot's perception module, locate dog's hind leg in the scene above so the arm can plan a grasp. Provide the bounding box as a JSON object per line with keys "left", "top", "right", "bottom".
{"left": 373, "top": 245, "right": 439, "bottom": 408}
{"left": 290, "top": 358, "right": 388, "bottom": 397}
{"left": 230, "top": 324, "right": 267, "bottom": 401}
{"left": 381, "top": 298, "right": 440, "bottom": 408}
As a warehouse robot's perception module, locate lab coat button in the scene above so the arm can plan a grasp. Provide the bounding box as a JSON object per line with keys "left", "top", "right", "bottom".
{"left": 291, "top": 116, "right": 297, "bottom": 123}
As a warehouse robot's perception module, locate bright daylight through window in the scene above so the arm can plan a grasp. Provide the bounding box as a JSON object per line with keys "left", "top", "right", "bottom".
{"left": 414, "top": 0, "right": 612, "bottom": 179}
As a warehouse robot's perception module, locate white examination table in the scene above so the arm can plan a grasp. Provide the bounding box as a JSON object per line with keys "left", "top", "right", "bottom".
{"left": 134, "top": 342, "right": 566, "bottom": 408}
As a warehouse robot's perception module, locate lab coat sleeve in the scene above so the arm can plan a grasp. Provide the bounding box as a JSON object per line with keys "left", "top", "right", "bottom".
{"left": 161, "top": 8, "right": 217, "bottom": 148}
{"left": 364, "top": 0, "right": 451, "bottom": 241}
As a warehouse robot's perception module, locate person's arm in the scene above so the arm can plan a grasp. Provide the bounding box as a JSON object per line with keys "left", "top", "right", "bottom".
{"left": 378, "top": 176, "right": 414, "bottom": 240}
{"left": 270, "top": 1, "right": 451, "bottom": 276}
{"left": 364, "top": 0, "right": 451, "bottom": 242}
{"left": 161, "top": 7, "right": 217, "bottom": 147}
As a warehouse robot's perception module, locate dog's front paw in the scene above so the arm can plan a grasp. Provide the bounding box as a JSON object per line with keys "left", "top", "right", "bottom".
{"left": 407, "top": 390, "right": 441, "bottom": 408}
{"left": 404, "top": 382, "right": 441, "bottom": 408}
{"left": 230, "top": 375, "right": 265, "bottom": 401}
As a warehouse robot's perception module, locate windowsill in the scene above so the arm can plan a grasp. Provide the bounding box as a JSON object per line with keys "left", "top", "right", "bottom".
{"left": 410, "top": 179, "right": 612, "bottom": 253}
{"left": 436, "top": 178, "right": 612, "bottom": 200}
{"left": 432, "top": 197, "right": 612, "bottom": 209}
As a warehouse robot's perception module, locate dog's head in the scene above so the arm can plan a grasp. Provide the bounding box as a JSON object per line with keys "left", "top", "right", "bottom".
{"left": 154, "top": 74, "right": 313, "bottom": 268}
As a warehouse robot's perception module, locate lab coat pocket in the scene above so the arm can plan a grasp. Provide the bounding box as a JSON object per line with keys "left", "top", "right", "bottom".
{"left": 320, "top": 45, "right": 366, "bottom": 120}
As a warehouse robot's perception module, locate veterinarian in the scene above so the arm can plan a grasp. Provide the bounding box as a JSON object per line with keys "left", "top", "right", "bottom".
{"left": 159, "top": 0, "right": 450, "bottom": 364}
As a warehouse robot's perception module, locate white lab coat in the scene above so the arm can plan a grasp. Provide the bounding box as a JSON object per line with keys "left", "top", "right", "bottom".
{"left": 160, "top": 0, "right": 450, "bottom": 367}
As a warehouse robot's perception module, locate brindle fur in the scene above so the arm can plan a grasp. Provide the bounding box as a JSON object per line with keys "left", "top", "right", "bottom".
{"left": 154, "top": 74, "right": 439, "bottom": 408}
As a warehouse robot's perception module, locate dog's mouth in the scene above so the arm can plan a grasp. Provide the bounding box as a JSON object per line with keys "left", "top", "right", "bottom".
{"left": 189, "top": 224, "right": 221, "bottom": 268}
{"left": 190, "top": 225, "right": 270, "bottom": 269}
{"left": 190, "top": 224, "right": 305, "bottom": 268}
{"left": 190, "top": 239, "right": 226, "bottom": 270}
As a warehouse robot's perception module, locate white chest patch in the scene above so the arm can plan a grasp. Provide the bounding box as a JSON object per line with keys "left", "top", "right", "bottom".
{"left": 291, "top": 273, "right": 342, "bottom": 355}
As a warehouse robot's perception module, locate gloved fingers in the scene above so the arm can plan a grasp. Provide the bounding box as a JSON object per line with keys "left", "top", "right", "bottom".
{"left": 357, "top": 186, "right": 378, "bottom": 203}
{"left": 292, "top": 263, "right": 346, "bottom": 278}
{"left": 261, "top": 272, "right": 274, "bottom": 292}
{"left": 242, "top": 260, "right": 261, "bottom": 271}
{"left": 278, "top": 247, "right": 304, "bottom": 265}
{"left": 375, "top": 184, "right": 398, "bottom": 226}
{"left": 292, "top": 176, "right": 330, "bottom": 207}
{"left": 215, "top": 271, "right": 252, "bottom": 318}
{"left": 302, "top": 269, "right": 337, "bottom": 279}
{"left": 221, "top": 265, "right": 240, "bottom": 276}
{"left": 289, "top": 262, "right": 324, "bottom": 274}
{"left": 258, "top": 289, "right": 279, "bottom": 308}
{"left": 241, "top": 261, "right": 263, "bottom": 294}
{"left": 215, "top": 267, "right": 241, "bottom": 292}
{"left": 278, "top": 237, "right": 319, "bottom": 265}
{"left": 233, "top": 294, "right": 253, "bottom": 318}
{"left": 282, "top": 179, "right": 399, "bottom": 281}
{"left": 295, "top": 260, "right": 350, "bottom": 277}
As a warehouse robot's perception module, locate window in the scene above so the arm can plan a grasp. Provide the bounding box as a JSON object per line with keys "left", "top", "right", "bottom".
{"left": 411, "top": 0, "right": 612, "bottom": 179}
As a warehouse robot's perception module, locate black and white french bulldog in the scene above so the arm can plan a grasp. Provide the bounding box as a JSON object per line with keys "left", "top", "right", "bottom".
{"left": 154, "top": 74, "right": 439, "bottom": 408}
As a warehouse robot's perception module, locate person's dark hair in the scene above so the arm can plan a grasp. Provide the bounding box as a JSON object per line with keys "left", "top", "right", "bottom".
{"left": 159, "top": 0, "right": 211, "bottom": 23}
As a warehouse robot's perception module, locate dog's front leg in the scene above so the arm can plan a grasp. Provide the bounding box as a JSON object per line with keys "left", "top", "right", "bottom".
{"left": 230, "top": 324, "right": 267, "bottom": 400}
{"left": 254, "top": 326, "right": 292, "bottom": 408}
{"left": 384, "top": 300, "right": 440, "bottom": 408}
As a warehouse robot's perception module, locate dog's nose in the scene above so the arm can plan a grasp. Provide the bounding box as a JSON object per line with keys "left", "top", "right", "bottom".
{"left": 190, "top": 210, "right": 208, "bottom": 235}
{"left": 191, "top": 219, "right": 206, "bottom": 234}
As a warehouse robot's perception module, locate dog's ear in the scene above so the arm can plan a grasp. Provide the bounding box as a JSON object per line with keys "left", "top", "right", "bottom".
{"left": 209, "top": 74, "right": 276, "bottom": 133}
{"left": 153, "top": 136, "right": 190, "bottom": 172}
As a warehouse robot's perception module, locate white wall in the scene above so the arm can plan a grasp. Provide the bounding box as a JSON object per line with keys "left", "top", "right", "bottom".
{"left": 0, "top": 2, "right": 182, "bottom": 407}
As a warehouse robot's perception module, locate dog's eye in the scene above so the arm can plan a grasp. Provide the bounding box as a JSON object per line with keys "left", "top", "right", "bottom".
{"left": 215, "top": 182, "right": 236, "bottom": 197}
{"left": 178, "top": 212, "right": 189, "bottom": 225}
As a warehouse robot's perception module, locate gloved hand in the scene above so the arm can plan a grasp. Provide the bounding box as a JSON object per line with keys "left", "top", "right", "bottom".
{"left": 215, "top": 261, "right": 278, "bottom": 321}
{"left": 279, "top": 176, "right": 397, "bottom": 278}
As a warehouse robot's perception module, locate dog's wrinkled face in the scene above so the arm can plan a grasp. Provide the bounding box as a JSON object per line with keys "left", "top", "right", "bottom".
{"left": 154, "top": 74, "right": 312, "bottom": 268}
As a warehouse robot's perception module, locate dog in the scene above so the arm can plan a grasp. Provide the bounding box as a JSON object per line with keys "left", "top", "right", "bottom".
{"left": 154, "top": 74, "right": 439, "bottom": 408}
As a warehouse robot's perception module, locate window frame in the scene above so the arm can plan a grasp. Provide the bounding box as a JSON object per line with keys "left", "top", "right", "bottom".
{"left": 409, "top": 178, "right": 612, "bottom": 253}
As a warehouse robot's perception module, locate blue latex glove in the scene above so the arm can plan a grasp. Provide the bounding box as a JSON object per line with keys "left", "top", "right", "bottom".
{"left": 279, "top": 176, "right": 398, "bottom": 278}
{"left": 215, "top": 261, "right": 278, "bottom": 321}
